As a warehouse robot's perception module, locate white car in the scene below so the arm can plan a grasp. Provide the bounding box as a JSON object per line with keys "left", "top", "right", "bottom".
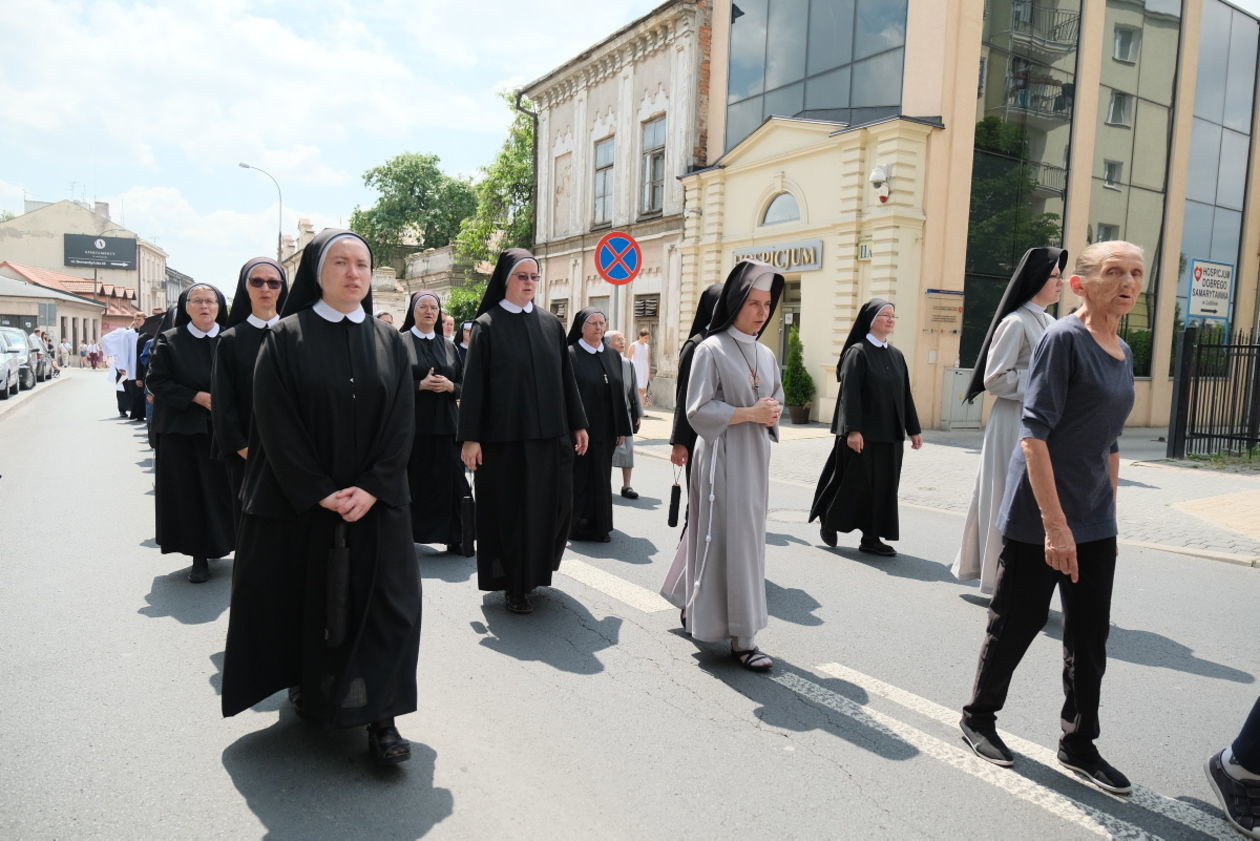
{"left": 0, "top": 328, "right": 26, "bottom": 398}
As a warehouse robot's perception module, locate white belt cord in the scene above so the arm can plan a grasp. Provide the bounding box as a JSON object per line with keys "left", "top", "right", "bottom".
{"left": 684, "top": 432, "right": 723, "bottom": 612}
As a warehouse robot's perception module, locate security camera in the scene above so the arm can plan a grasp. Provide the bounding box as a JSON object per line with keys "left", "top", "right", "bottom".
{"left": 868, "top": 165, "right": 889, "bottom": 188}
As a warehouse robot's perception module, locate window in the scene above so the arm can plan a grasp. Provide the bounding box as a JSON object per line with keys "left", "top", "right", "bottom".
{"left": 1096, "top": 223, "right": 1120, "bottom": 241}
{"left": 1106, "top": 91, "right": 1132, "bottom": 126}
{"left": 640, "top": 117, "right": 666, "bottom": 213}
{"left": 761, "top": 192, "right": 800, "bottom": 226}
{"left": 1113, "top": 27, "right": 1140, "bottom": 62}
{"left": 593, "top": 137, "right": 614, "bottom": 225}
{"left": 634, "top": 294, "right": 659, "bottom": 318}
{"left": 1103, "top": 160, "right": 1123, "bottom": 188}
{"left": 550, "top": 299, "right": 568, "bottom": 321}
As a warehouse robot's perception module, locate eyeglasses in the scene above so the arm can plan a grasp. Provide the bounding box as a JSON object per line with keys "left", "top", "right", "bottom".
{"left": 248, "top": 278, "right": 283, "bottom": 290}
{"left": 511, "top": 273, "right": 542, "bottom": 282}
{"left": 188, "top": 298, "right": 219, "bottom": 306}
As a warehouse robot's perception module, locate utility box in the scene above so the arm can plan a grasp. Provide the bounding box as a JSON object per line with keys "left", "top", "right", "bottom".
{"left": 940, "top": 367, "right": 982, "bottom": 430}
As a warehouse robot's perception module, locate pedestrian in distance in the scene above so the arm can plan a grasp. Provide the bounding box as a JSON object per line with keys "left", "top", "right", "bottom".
{"left": 660, "top": 259, "right": 784, "bottom": 672}
{"left": 669, "top": 282, "right": 725, "bottom": 485}
{"left": 959, "top": 241, "right": 1145, "bottom": 797}
{"left": 1206, "top": 698, "right": 1260, "bottom": 840}
{"left": 629, "top": 327, "right": 651, "bottom": 408}
{"left": 400, "top": 290, "right": 470, "bottom": 554}
{"left": 211, "top": 257, "right": 289, "bottom": 530}
{"left": 605, "top": 330, "right": 643, "bottom": 499}
{"left": 375, "top": 310, "right": 394, "bottom": 325}
{"left": 146, "top": 283, "right": 234, "bottom": 584}
{"left": 458, "top": 248, "right": 589, "bottom": 615}
{"left": 952, "top": 247, "right": 1065, "bottom": 595}
{"left": 566, "top": 308, "right": 632, "bottom": 542}
{"left": 78, "top": 340, "right": 87, "bottom": 368}
{"left": 810, "top": 298, "right": 923, "bottom": 557}
{"left": 221, "top": 229, "right": 420, "bottom": 766}
{"left": 442, "top": 313, "right": 455, "bottom": 342}
{"left": 455, "top": 320, "right": 473, "bottom": 371}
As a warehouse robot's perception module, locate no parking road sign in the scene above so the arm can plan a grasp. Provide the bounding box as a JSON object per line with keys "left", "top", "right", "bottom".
{"left": 595, "top": 231, "right": 641, "bottom": 285}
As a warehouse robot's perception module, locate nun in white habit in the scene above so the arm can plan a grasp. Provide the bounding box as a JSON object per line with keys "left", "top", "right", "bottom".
{"left": 660, "top": 260, "right": 784, "bottom": 671}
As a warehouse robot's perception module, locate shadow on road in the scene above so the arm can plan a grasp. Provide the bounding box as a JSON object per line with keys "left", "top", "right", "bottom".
{"left": 416, "top": 545, "right": 475, "bottom": 583}
{"left": 137, "top": 565, "right": 231, "bottom": 625}
{"left": 471, "top": 588, "right": 621, "bottom": 675}
{"left": 834, "top": 548, "right": 960, "bottom": 583}
{"left": 222, "top": 710, "right": 453, "bottom": 840}
{"left": 765, "top": 579, "right": 824, "bottom": 626}
{"left": 693, "top": 653, "right": 918, "bottom": 761}
{"left": 613, "top": 492, "right": 662, "bottom": 511}
{"left": 208, "top": 650, "right": 284, "bottom": 711}
{"left": 766, "top": 530, "right": 811, "bottom": 547}
{"left": 567, "top": 532, "right": 657, "bottom": 564}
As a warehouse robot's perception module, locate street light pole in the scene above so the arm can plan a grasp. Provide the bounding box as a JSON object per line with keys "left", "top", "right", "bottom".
{"left": 239, "top": 162, "right": 283, "bottom": 263}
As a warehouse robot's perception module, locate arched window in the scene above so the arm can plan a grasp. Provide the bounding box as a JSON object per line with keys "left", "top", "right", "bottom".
{"left": 761, "top": 192, "right": 800, "bottom": 226}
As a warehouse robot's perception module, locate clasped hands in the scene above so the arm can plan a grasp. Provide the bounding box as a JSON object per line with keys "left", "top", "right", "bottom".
{"left": 320, "top": 486, "right": 377, "bottom": 523}
{"left": 418, "top": 368, "right": 454, "bottom": 393}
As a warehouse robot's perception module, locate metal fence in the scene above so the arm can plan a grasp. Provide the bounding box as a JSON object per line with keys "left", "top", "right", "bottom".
{"left": 1168, "top": 326, "right": 1260, "bottom": 457}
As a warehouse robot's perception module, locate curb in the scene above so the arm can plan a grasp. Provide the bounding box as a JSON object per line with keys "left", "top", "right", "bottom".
{"left": 0, "top": 370, "right": 74, "bottom": 419}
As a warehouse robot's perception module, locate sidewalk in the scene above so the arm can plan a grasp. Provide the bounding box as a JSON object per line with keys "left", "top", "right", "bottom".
{"left": 635, "top": 411, "right": 1260, "bottom": 567}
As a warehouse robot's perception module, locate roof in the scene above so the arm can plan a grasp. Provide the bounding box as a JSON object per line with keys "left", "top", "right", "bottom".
{"left": 0, "top": 272, "right": 106, "bottom": 309}
{"left": 0, "top": 261, "right": 135, "bottom": 307}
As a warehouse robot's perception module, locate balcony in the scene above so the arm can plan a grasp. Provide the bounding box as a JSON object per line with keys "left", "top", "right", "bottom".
{"left": 1001, "top": 79, "right": 1074, "bottom": 127}
{"left": 1010, "top": 2, "right": 1080, "bottom": 52}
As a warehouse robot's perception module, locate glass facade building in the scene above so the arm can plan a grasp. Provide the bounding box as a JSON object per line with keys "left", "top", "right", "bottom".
{"left": 725, "top": 0, "right": 907, "bottom": 150}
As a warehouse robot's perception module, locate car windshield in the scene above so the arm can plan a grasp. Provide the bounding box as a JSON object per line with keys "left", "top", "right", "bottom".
{"left": 2, "top": 332, "right": 27, "bottom": 351}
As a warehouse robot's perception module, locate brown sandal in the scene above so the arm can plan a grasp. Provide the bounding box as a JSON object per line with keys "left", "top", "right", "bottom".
{"left": 367, "top": 722, "right": 411, "bottom": 765}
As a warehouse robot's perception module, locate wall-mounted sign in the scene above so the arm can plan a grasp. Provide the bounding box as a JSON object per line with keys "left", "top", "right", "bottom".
{"left": 924, "top": 288, "right": 964, "bottom": 333}
{"left": 732, "top": 239, "right": 823, "bottom": 272}
{"left": 64, "top": 234, "right": 137, "bottom": 270}
{"left": 857, "top": 238, "right": 874, "bottom": 261}
{"left": 1188, "top": 258, "right": 1233, "bottom": 320}
{"left": 595, "top": 231, "right": 641, "bottom": 285}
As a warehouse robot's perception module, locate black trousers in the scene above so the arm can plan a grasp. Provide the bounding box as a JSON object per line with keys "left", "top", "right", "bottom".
{"left": 1234, "top": 697, "right": 1260, "bottom": 774}
{"left": 962, "top": 536, "right": 1117, "bottom": 756}
{"left": 116, "top": 380, "right": 132, "bottom": 415}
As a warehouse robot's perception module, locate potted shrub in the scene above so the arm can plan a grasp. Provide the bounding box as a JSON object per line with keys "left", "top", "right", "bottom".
{"left": 781, "top": 325, "right": 815, "bottom": 424}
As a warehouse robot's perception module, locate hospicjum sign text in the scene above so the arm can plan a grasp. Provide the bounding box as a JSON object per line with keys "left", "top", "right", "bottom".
{"left": 732, "top": 239, "right": 823, "bottom": 272}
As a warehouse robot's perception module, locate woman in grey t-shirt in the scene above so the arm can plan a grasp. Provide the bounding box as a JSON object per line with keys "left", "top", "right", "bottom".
{"left": 959, "top": 241, "right": 1144, "bottom": 797}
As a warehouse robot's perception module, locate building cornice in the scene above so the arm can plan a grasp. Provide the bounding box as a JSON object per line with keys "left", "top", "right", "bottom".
{"left": 523, "top": 0, "right": 697, "bottom": 110}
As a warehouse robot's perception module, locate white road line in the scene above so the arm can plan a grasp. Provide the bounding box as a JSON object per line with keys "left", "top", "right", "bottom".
{"left": 772, "top": 671, "right": 1161, "bottom": 840}
{"left": 817, "top": 662, "right": 1237, "bottom": 841}
{"left": 559, "top": 558, "right": 674, "bottom": 613}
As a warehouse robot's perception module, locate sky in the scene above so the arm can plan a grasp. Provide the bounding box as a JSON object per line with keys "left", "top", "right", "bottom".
{"left": 0, "top": 0, "right": 659, "bottom": 292}
{"left": 4, "top": 0, "right": 1260, "bottom": 294}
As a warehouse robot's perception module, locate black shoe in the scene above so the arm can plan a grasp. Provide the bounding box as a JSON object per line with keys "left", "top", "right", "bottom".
{"left": 367, "top": 722, "right": 411, "bottom": 766}
{"left": 506, "top": 592, "right": 533, "bottom": 614}
{"left": 820, "top": 525, "right": 838, "bottom": 547}
{"left": 1205, "top": 750, "right": 1260, "bottom": 839}
{"left": 960, "top": 719, "right": 1014, "bottom": 766}
{"left": 1057, "top": 747, "right": 1133, "bottom": 795}
{"left": 858, "top": 538, "right": 896, "bottom": 557}
{"left": 187, "top": 556, "right": 209, "bottom": 583}
{"left": 620, "top": 487, "right": 639, "bottom": 500}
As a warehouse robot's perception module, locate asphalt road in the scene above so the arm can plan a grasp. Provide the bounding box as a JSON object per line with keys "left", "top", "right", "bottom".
{"left": 2, "top": 372, "right": 1257, "bottom": 840}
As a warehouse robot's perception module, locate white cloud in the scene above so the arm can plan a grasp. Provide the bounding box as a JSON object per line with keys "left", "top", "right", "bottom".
{"left": 0, "top": 181, "right": 27, "bottom": 216}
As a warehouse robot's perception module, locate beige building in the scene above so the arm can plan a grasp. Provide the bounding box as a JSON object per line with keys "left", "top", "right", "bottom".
{"left": 0, "top": 262, "right": 108, "bottom": 346}
{"left": 524, "top": 0, "right": 713, "bottom": 405}
{"left": 670, "top": 0, "right": 1260, "bottom": 429}
{"left": 0, "top": 200, "right": 168, "bottom": 314}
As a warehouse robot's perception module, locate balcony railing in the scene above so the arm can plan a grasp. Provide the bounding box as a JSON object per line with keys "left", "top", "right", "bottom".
{"left": 1005, "top": 80, "right": 1073, "bottom": 121}
{"left": 1011, "top": 1, "right": 1080, "bottom": 49}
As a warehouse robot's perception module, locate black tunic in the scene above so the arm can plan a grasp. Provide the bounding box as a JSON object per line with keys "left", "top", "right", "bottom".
{"left": 221, "top": 312, "right": 419, "bottom": 725}
{"left": 810, "top": 341, "right": 922, "bottom": 540}
{"left": 211, "top": 320, "right": 269, "bottom": 527}
{"left": 405, "top": 331, "right": 468, "bottom": 545}
{"left": 569, "top": 345, "right": 632, "bottom": 541}
{"left": 458, "top": 306, "right": 587, "bottom": 592}
{"left": 146, "top": 326, "right": 234, "bottom": 558}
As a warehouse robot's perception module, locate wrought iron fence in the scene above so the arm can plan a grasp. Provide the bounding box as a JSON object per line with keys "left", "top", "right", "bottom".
{"left": 1168, "top": 326, "right": 1260, "bottom": 457}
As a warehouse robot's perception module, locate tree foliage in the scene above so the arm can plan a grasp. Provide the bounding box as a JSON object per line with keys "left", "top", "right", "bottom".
{"left": 444, "top": 280, "right": 487, "bottom": 325}
{"left": 782, "top": 326, "right": 815, "bottom": 407}
{"left": 455, "top": 92, "right": 536, "bottom": 269}
{"left": 350, "top": 153, "right": 476, "bottom": 269}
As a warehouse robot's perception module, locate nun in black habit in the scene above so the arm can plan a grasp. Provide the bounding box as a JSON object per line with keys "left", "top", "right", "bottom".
{"left": 458, "top": 248, "right": 588, "bottom": 615}
{"left": 455, "top": 320, "right": 473, "bottom": 370}
{"left": 221, "top": 230, "right": 420, "bottom": 766}
{"left": 566, "top": 307, "right": 632, "bottom": 542}
{"left": 809, "top": 298, "right": 922, "bottom": 557}
{"left": 400, "top": 290, "right": 470, "bottom": 552}
{"left": 669, "top": 282, "right": 725, "bottom": 481}
{"left": 146, "top": 283, "right": 234, "bottom": 583}
{"left": 211, "top": 257, "right": 288, "bottom": 530}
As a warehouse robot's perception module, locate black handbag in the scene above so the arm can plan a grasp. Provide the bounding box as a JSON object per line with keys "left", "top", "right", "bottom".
{"left": 667, "top": 465, "right": 682, "bottom": 528}
{"left": 459, "top": 469, "right": 476, "bottom": 557}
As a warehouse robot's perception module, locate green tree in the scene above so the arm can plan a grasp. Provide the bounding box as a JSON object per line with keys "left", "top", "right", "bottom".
{"left": 782, "top": 326, "right": 815, "bottom": 407}
{"left": 444, "top": 280, "right": 487, "bottom": 324}
{"left": 455, "top": 92, "right": 535, "bottom": 269}
{"left": 350, "top": 152, "right": 476, "bottom": 269}
{"left": 0, "top": 210, "right": 15, "bottom": 223}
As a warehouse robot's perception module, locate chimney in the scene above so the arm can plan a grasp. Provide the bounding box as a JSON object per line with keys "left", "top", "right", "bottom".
{"left": 94, "top": 202, "right": 111, "bottom": 221}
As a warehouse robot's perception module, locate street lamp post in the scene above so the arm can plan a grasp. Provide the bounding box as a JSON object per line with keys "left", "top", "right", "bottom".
{"left": 239, "top": 162, "right": 283, "bottom": 264}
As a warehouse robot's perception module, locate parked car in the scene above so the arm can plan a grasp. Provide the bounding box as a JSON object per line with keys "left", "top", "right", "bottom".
{"left": 0, "top": 327, "right": 30, "bottom": 395}
{"left": 0, "top": 328, "right": 22, "bottom": 399}
{"left": 26, "top": 333, "right": 54, "bottom": 382}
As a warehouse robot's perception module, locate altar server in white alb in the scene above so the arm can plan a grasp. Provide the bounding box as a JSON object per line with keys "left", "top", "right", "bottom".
{"left": 661, "top": 259, "right": 784, "bottom": 672}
